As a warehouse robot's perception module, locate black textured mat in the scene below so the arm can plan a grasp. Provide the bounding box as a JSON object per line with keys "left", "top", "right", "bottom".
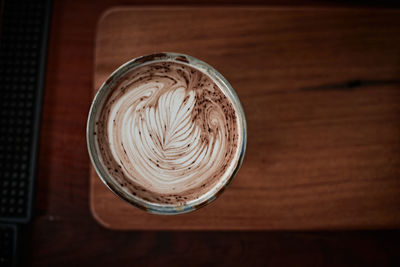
{"left": 0, "top": 223, "right": 18, "bottom": 267}
{"left": 0, "top": 0, "right": 51, "bottom": 223}
{"left": 0, "top": 0, "right": 52, "bottom": 266}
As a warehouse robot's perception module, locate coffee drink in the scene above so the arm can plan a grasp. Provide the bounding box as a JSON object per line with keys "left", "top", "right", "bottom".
{"left": 88, "top": 53, "right": 246, "bottom": 214}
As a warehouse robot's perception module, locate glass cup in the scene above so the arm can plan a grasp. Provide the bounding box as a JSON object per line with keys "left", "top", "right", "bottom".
{"left": 87, "top": 52, "right": 247, "bottom": 214}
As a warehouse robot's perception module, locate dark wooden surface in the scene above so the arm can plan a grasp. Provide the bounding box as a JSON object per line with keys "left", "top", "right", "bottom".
{"left": 92, "top": 6, "right": 400, "bottom": 230}
{"left": 32, "top": 0, "right": 400, "bottom": 266}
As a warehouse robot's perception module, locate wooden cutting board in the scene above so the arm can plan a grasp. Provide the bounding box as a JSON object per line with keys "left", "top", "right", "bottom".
{"left": 91, "top": 7, "right": 400, "bottom": 230}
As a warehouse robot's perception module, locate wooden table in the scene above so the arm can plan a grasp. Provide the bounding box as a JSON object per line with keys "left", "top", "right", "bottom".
{"left": 32, "top": 0, "right": 400, "bottom": 265}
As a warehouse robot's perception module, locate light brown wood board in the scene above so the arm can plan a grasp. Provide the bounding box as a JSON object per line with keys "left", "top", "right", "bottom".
{"left": 91, "top": 7, "right": 400, "bottom": 230}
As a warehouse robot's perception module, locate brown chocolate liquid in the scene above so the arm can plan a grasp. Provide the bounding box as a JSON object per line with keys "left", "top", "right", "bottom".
{"left": 94, "top": 61, "right": 239, "bottom": 205}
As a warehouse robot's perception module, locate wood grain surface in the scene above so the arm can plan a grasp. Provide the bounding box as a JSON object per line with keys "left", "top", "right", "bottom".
{"left": 31, "top": 0, "right": 400, "bottom": 266}
{"left": 91, "top": 7, "right": 400, "bottom": 230}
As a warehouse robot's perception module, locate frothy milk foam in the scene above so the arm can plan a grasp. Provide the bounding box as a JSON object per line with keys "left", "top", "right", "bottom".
{"left": 94, "top": 61, "right": 240, "bottom": 205}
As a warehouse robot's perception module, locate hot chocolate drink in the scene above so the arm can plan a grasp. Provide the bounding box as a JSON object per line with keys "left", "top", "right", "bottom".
{"left": 88, "top": 53, "right": 246, "bottom": 213}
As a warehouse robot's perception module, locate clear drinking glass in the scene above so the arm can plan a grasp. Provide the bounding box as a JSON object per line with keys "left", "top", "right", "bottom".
{"left": 86, "top": 53, "right": 247, "bottom": 214}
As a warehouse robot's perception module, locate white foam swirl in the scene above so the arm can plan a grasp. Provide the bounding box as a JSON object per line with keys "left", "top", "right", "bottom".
{"left": 96, "top": 62, "right": 238, "bottom": 203}
{"left": 108, "top": 84, "right": 226, "bottom": 194}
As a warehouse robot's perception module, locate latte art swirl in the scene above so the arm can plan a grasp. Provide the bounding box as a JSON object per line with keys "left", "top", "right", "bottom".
{"left": 95, "top": 62, "right": 238, "bottom": 204}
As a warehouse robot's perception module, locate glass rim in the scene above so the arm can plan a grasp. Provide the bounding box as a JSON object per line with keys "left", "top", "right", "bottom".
{"left": 86, "top": 52, "right": 247, "bottom": 215}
